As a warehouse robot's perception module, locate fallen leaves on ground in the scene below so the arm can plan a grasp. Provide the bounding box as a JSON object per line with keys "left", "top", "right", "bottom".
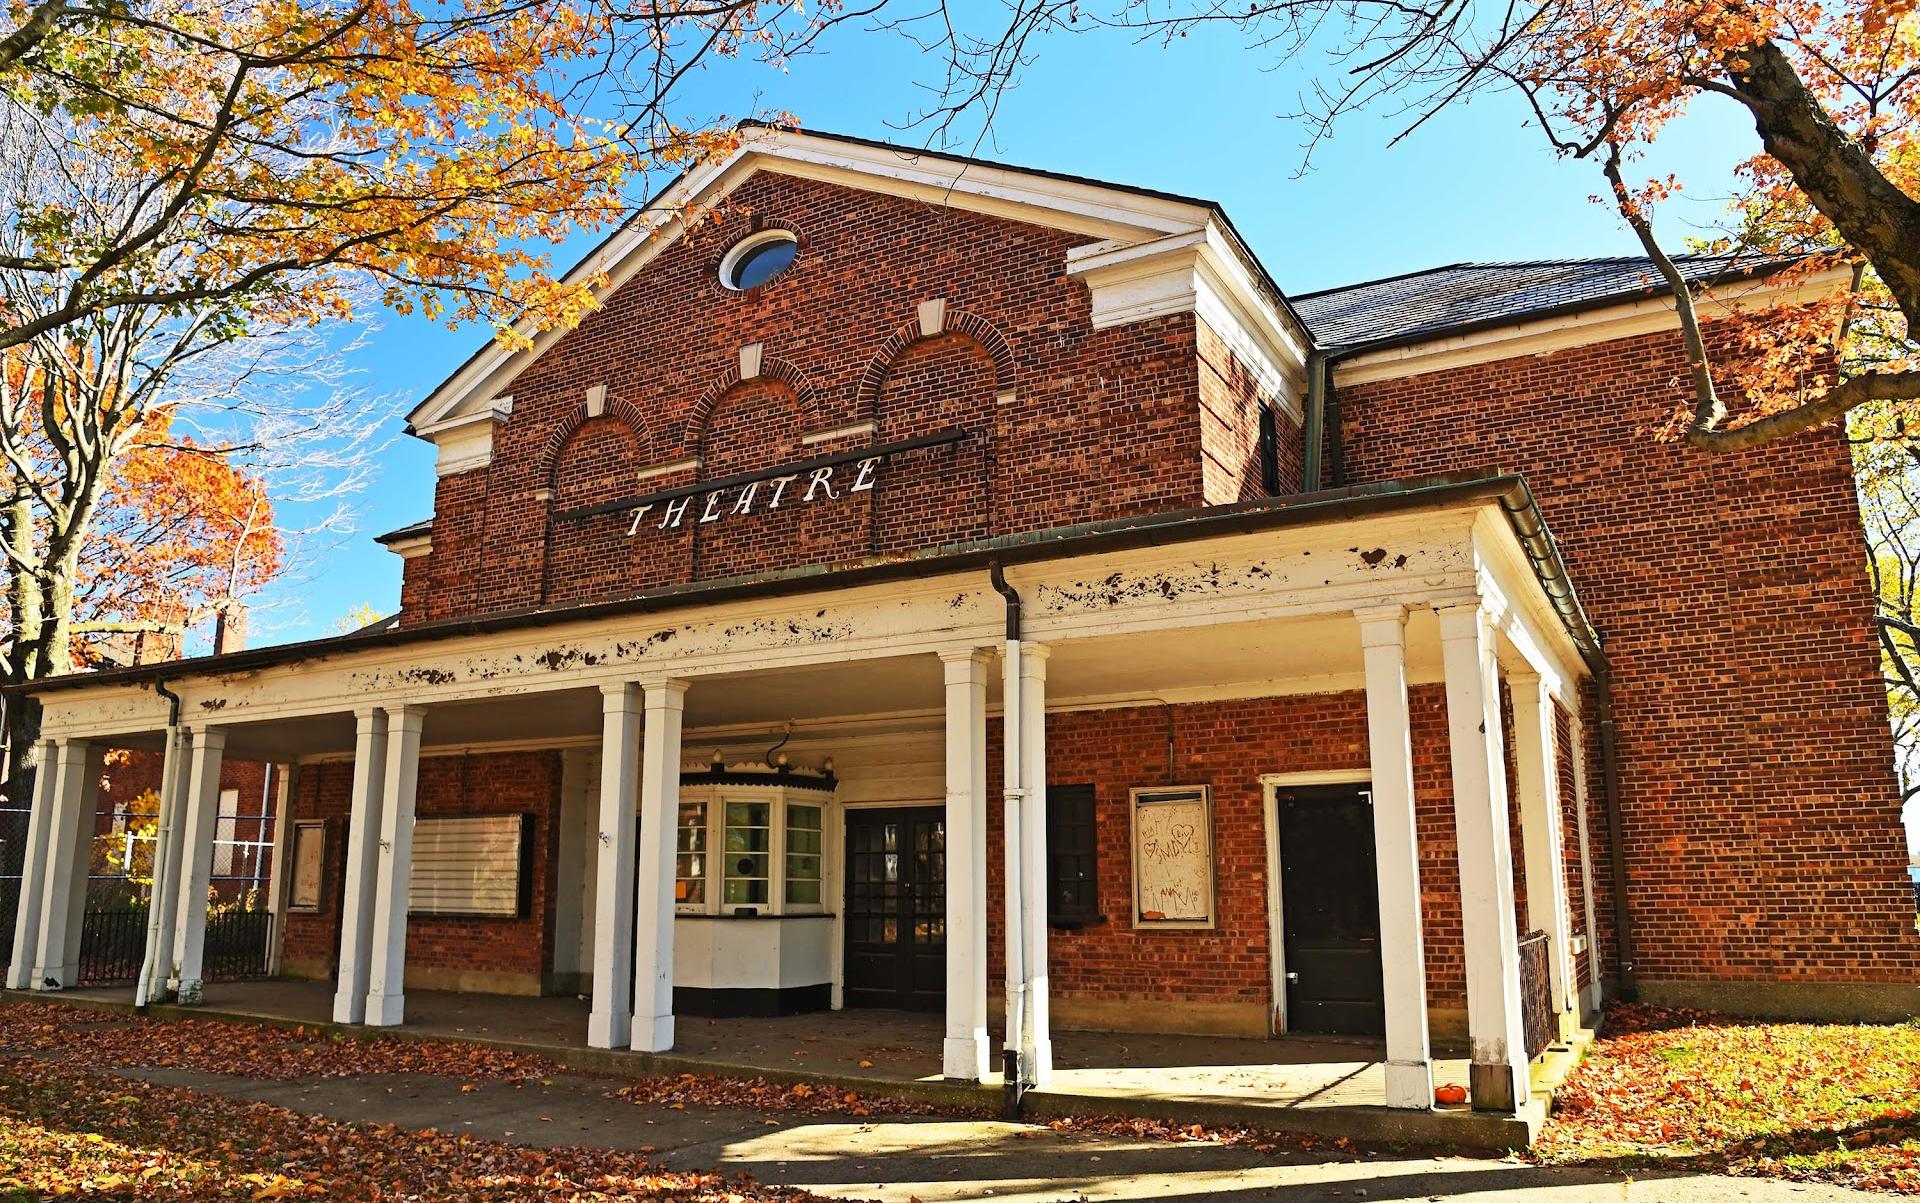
{"left": 1536, "top": 1003, "right": 1920, "bottom": 1194}
{"left": 0, "top": 1002, "right": 563, "bottom": 1082}
{"left": 615, "top": 1073, "right": 955, "bottom": 1120}
{"left": 613, "top": 1072, "right": 1350, "bottom": 1156}
{"left": 0, "top": 1055, "right": 826, "bottom": 1202}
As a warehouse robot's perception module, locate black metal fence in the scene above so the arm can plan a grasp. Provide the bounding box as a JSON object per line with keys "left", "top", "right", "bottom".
{"left": 0, "top": 804, "right": 27, "bottom": 972}
{"left": 77, "top": 906, "right": 147, "bottom": 985}
{"left": 73, "top": 808, "right": 278, "bottom": 986}
{"left": 1518, "top": 929, "right": 1555, "bottom": 1062}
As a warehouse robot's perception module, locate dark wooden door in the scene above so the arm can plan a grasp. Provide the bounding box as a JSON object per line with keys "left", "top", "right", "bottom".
{"left": 1277, "top": 783, "right": 1386, "bottom": 1037}
{"left": 843, "top": 807, "right": 945, "bottom": 1011}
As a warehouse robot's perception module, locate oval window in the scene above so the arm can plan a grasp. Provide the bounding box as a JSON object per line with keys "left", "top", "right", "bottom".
{"left": 720, "top": 230, "right": 799, "bottom": 291}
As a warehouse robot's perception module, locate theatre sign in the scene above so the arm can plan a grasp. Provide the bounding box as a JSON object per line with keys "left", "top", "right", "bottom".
{"left": 556, "top": 427, "right": 967, "bottom": 537}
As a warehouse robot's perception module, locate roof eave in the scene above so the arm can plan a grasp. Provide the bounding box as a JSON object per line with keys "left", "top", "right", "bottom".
{"left": 12, "top": 470, "right": 1593, "bottom": 699}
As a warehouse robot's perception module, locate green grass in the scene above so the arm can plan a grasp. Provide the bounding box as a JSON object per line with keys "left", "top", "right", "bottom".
{"left": 1536, "top": 1004, "right": 1920, "bottom": 1193}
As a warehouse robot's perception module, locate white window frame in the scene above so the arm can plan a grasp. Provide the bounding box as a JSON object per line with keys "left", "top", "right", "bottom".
{"left": 1128, "top": 784, "right": 1218, "bottom": 930}
{"left": 781, "top": 797, "right": 827, "bottom": 913}
{"left": 717, "top": 229, "right": 799, "bottom": 292}
{"left": 676, "top": 782, "right": 831, "bottom": 917}
{"left": 673, "top": 797, "right": 711, "bottom": 914}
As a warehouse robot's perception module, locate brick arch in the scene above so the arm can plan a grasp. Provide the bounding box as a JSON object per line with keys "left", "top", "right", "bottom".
{"left": 682, "top": 355, "right": 823, "bottom": 449}
{"left": 854, "top": 307, "right": 1017, "bottom": 421}
{"left": 537, "top": 394, "right": 664, "bottom": 491}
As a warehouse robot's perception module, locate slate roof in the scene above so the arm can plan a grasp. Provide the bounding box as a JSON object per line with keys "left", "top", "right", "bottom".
{"left": 373, "top": 518, "right": 433, "bottom": 545}
{"left": 1290, "top": 253, "right": 1794, "bottom": 352}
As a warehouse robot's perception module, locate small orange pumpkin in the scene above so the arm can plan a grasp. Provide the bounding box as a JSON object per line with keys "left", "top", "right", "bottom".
{"left": 1434, "top": 1083, "right": 1468, "bottom": 1105}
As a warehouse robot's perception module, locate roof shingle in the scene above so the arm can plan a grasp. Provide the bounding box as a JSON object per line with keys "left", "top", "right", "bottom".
{"left": 1290, "top": 253, "right": 1792, "bottom": 351}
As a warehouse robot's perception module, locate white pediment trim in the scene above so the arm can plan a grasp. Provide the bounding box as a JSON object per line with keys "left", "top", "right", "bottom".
{"left": 408, "top": 127, "right": 1305, "bottom": 438}
{"left": 418, "top": 396, "right": 514, "bottom": 477}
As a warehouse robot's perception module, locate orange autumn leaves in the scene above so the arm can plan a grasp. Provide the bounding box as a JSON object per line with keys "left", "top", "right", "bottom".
{"left": 1536, "top": 1004, "right": 1920, "bottom": 1194}
{"left": 0, "top": 0, "right": 765, "bottom": 351}
{"left": 73, "top": 410, "right": 283, "bottom": 665}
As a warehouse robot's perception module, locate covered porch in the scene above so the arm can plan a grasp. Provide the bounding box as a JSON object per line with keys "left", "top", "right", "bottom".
{"left": 9, "top": 475, "right": 1603, "bottom": 1143}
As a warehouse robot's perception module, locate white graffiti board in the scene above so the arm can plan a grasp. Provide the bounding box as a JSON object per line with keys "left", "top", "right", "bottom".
{"left": 1130, "top": 786, "right": 1215, "bottom": 928}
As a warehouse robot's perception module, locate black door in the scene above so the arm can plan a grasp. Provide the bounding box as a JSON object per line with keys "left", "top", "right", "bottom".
{"left": 1277, "top": 783, "right": 1385, "bottom": 1036}
{"left": 843, "top": 807, "right": 945, "bottom": 1011}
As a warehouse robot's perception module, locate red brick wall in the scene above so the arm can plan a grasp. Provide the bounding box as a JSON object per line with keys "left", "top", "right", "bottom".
{"left": 1338, "top": 329, "right": 1915, "bottom": 986}
{"left": 1198, "top": 318, "right": 1300, "bottom": 503}
{"left": 282, "top": 752, "right": 561, "bottom": 982}
{"left": 979, "top": 691, "right": 1474, "bottom": 1015}
{"left": 403, "top": 172, "right": 1279, "bottom": 622}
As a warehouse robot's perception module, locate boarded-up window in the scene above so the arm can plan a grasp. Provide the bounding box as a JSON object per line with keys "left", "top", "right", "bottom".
{"left": 288, "top": 820, "right": 326, "bottom": 912}
{"left": 408, "top": 815, "right": 529, "bottom": 917}
{"left": 1129, "top": 786, "right": 1215, "bottom": 929}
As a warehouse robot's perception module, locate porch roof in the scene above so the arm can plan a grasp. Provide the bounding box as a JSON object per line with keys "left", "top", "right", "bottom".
{"left": 13, "top": 470, "right": 1599, "bottom": 704}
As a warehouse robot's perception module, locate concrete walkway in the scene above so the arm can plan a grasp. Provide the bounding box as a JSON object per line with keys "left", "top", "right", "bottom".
{"left": 109, "top": 1063, "right": 1881, "bottom": 1203}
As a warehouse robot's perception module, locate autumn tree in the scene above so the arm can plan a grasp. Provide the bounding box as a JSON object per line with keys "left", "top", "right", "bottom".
{"left": 892, "top": 0, "right": 1920, "bottom": 449}
{"left": 0, "top": 0, "right": 856, "bottom": 352}
{"left": 1859, "top": 435, "right": 1920, "bottom": 803}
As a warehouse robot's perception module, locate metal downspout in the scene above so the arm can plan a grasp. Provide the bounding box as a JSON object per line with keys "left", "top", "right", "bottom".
{"left": 134, "top": 680, "right": 184, "bottom": 1010}
{"left": 1591, "top": 665, "right": 1638, "bottom": 999}
{"left": 988, "top": 562, "right": 1028, "bottom": 1118}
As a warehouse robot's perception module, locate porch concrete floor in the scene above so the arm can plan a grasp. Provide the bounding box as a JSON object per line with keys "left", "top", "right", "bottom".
{"left": 68, "top": 979, "right": 1472, "bottom": 1105}
{"left": 56, "top": 979, "right": 1522, "bottom": 1149}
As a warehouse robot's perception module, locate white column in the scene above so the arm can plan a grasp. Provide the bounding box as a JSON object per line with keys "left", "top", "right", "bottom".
{"left": 1357, "top": 606, "right": 1434, "bottom": 1109}
{"left": 169, "top": 727, "right": 227, "bottom": 1002}
{"left": 1569, "top": 712, "right": 1603, "bottom": 1018}
{"left": 135, "top": 726, "right": 191, "bottom": 1005}
{"left": 1510, "top": 672, "right": 1576, "bottom": 1036}
{"left": 264, "top": 764, "right": 296, "bottom": 977}
{"left": 1018, "top": 643, "right": 1052, "bottom": 1086}
{"left": 364, "top": 705, "right": 425, "bottom": 1027}
{"left": 53, "top": 743, "right": 107, "bottom": 987}
{"left": 630, "top": 679, "right": 687, "bottom": 1053}
{"left": 940, "top": 649, "right": 992, "bottom": 1081}
{"left": 332, "top": 709, "right": 388, "bottom": 1023}
{"left": 589, "top": 683, "right": 641, "bottom": 1049}
{"left": 1436, "top": 601, "right": 1529, "bottom": 1112}
{"left": 7, "top": 739, "right": 59, "bottom": 990}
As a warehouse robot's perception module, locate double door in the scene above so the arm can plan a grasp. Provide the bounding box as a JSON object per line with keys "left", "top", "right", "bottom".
{"left": 842, "top": 806, "right": 945, "bottom": 1011}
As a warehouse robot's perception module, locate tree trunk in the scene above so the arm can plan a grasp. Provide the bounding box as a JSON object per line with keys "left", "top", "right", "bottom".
{"left": 1724, "top": 38, "right": 1920, "bottom": 330}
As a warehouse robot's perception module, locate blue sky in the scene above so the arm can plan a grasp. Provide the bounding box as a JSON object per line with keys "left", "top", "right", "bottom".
{"left": 258, "top": 15, "right": 1760, "bottom": 646}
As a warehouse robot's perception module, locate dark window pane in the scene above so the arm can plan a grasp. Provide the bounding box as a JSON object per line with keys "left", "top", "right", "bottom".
{"left": 1046, "top": 784, "right": 1100, "bottom": 926}
{"left": 729, "top": 237, "right": 797, "bottom": 289}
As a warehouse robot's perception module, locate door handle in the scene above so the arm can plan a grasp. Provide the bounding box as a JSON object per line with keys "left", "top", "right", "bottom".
{"left": 1285, "top": 972, "right": 1301, "bottom": 984}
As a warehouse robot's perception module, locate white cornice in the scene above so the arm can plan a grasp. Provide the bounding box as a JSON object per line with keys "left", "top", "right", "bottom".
{"left": 420, "top": 396, "right": 513, "bottom": 477}
{"left": 383, "top": 534, "right": 432, "bottom": 561}
{"left": 1333, "top": 267, "right": 1853, "bottom": 387}
{"left": 1066, "top": 226, "right": 1310, "bottom": 421}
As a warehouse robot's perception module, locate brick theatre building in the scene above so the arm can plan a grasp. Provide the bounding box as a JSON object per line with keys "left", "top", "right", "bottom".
{"left": 7, "top": 126, "right": 1912, "bottom": 1118}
